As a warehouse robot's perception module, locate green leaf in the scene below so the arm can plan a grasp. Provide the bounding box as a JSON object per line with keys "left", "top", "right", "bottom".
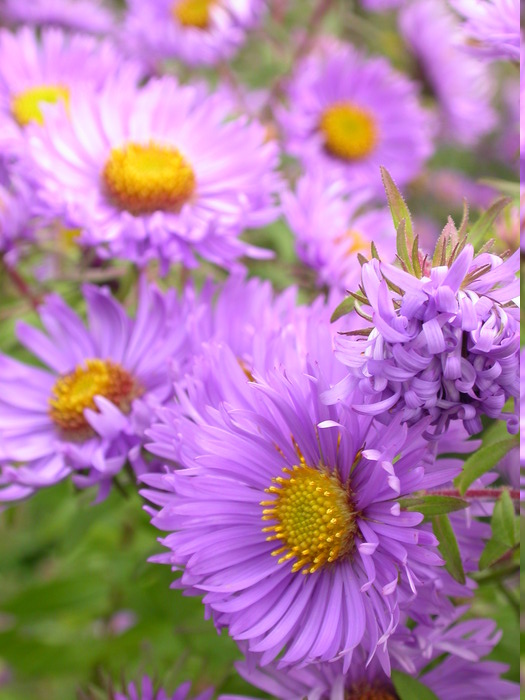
{"left": 432, "top": 514, "right": 466, "bottom": 584}
{"left": 454, "top": 437, "right": 518, "bottom": 495}
{"left": 398, "top": 495, "right": 469, "bottom": 516}
{"left": 396, "top": 220, "right": 413, "bottom": 273}
{"left": 468, "top": 197, "right": 511, "bottom": 251}
{"left": 391, "top": 670, "right": 439, "bottom": 700}
{"left": 330, "top": 295, "right": 356, "bottom": 322}
{"left": 478, "top": 178, "right": 521, "bottom": 201}
{"left": 479, "top": 538, "right": 514, "bottom": 570}
{"left": 380, "top": 166, "right": 414, "bottom": 245}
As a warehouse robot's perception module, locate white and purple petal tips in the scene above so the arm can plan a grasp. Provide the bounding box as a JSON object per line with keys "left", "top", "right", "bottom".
{"left": 25, "top": 74, "right": 281, "bottom": 269}
{"left": 278, "top": 43, "right": 433, "bottom": 193}
{"left": 328, "top": 173, "right": 520, "bottom": 437}
{"left": 0, "top": 279, "right": 191, "bottom": 503}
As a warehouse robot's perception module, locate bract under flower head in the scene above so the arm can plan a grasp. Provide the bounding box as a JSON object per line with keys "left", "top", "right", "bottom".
{"left": 450, "top": 0, "right": 521, "bottom": 62}
{"left": 400, "top": 0, "right": 496, "bottom": 147}
{"left": 122, "top": 0, "right": 265, "bottom": 67}
{"left": 0, "top": 280, "right": 193, "bottom": 503}
{"left": 142, "top": 340, "right": 445, "bottom": 669}
{"left": 278, "top": 44, "right": 433, "bottom": 193}
{"left": 26, "top": 75, "right": 281, "bottom": 268}
{"left": 283, "top": 173, "right": 395, "bottom": 293}
{"left": 114, "top": 676, "right": 213, "bottom": 700}
{"left": 327, "top": 196, "right": 520, "bottom": 436}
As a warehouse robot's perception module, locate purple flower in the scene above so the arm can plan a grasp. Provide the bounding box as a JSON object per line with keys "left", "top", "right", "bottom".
{"left": 0, "top": 171, "right": 33, "bottom": 262}
{"left": 114, "top": 677, "right": 213, "bottom": 700}
{"left": 142, "top": 340, "right": 447, "bottom": 669}
{"left": 282, "top": 172, "right": 395, "bottom": 293}
{"left": 450, "top": 0, "right": 521, "bottom": 62}
{"left": 121, "top": 0, "right": 265, "bottom": 68}
{"left": 400, "top": 0, "right": 496, "bottom": 146}
{"left": 26, "top": 75, "right": 281, "bottom": 268}
{"left": 361, "top": 0, "right": 404, "bottom": 11}
{"left": 0, "top": 280, "right": 190, "bottom": 503}
{"left": 278, "top": 44, "right": 433, "bottom": 193}
{"left": 224, "top": 614, "right": 517, "bottom": 700}
{"left": 0, "top": 0, "right": 117, "bottom": 35}
{"left": 328, "top": 240, "right": 520, "bottom": 436}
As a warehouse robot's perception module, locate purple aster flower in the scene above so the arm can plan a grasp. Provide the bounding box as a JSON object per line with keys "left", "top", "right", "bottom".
{"left": 282, "top": 173, "right": 395, "bottom": 293}
{"left": 450, "top": 0, "right": 521, "bottom": 62}
{"left": 0, "top": 280, "right": 191, "bottom": 503}
{"left": 0, "top": 171, "right": 33, "bottom": 263}
{"left": 400, "top": 0, "right": 496, "bottom": 146}
{"left": 361, "top": 0, "right": 404, "bottom": 11}
{"left": 113, "top": 677, "right": 213, "bottom": 700}
{"left": 121, "top": 0, "right": 265, "bottom": 68}
{"left": 0, "top": 0, "right": 117, "bottom": 35}
{"left": 26, "top": 75, "right": 281, "bottom": 268}
{"left": 142, "top": 340, "right": 446, "bottom": 669}
{"left": 278, "top": 44, "right": 433, "bottom": 193}
{"left": 327, "top": 216, "right": 520, "bottom": 436}
{"left": 224, "top": 614, "right": 517, "bottom": 700}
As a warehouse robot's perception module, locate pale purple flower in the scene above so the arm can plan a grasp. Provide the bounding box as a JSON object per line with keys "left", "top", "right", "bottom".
{"left": 400, "top": 0, "right": 496, "bottom": 146}
{"left": 0, "top": 280, "right": 191, "bottom": 503}
{"left": 26, "top": 75, "right": 280, "bottom": 268}
{"left": 121, "top": 0, "right": 265, "bottom": 68}
{"left": 0, "top": 171, "right": 33, "bottom": 261}
{"left": 278, "top": 44, "right": 433, "bottom": 193}
{"left": 114, "top": 677, "right": 213, "bottom": 700}
{"left": 0, "top": 0, "right": 117, "bottom": 35}
{"left": 142, "top": 341, "right": 446, "bottom": 669}
{"left": 451, "top": 0, "right": 521, "bottom": 62}
{"left": 327, "top": 244, "right": 520, "bottom": 436}
{"left": 361, "top": 0, "right": 404, "bottom": 10}
{"left": 282, "top": 173, "right": 395, "bottom": 293}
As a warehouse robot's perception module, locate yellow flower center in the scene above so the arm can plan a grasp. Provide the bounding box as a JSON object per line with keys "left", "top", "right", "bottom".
{"left": 11, "top": 84, "right": 69, "bottom": 126}
{"left": 49, "top": 359, "right": 143, "bottom": 438}
{"left": 319, "top": 102, "right": 378, "bottom": 161}
{"left": 335, "top": 229, "right": 370, "bottom": 257}
{"left": 103, "top": 141, "right": 196, "bottom": 216}
{"left": 347, "top": 684, "right": 398, "bottom": 700}
{"left": 172, "top": 0, "right": 217, "bottom": 28}
{"left": 261, "top": 464, "right": 357, "bottom": 574}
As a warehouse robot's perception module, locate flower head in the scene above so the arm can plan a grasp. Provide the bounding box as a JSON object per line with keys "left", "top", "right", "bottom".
{"left": 143, "top": 341, "right": 445, "bottom": 669}
{"left": 0, "top": 0, "right": 117, "bottom": 35}
{"left": 278, "top": 44, "right": 433, "bottom": 192}
{"left": 27, "top": 75, "right": 280, "bottom": 268}
{"left": 0, "top": 280, "right": 191, "bottom": 503}
{"left": 113, "top": 677, "right": 213, "bottom": 700}
{"left": 450, "top": 0, "right": 521, "bottom": 62}
{"left": 283, "top": 172, "right": 395, "bottom": 293}
{"left": 400, "top": 0, "right": 496, "bottom": 146}
{"left": 122, "top": 0, "right": 265, "bottom": 67}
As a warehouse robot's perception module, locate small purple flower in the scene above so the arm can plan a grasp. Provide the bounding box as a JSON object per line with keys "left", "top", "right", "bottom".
{"left": 114, "top": 677, "right": 213, "bottom": 700}
{"left": 26, "top": 75, "right": 281, "bottom": 268}
{"left": 121, "top": 0, "right": 265, "bottom": 68}
{"left": 224, "top": 614, "right": 517, "bottom": 700}
{"left": 328, "top": 236, "right": 520, "bottom": 436}
{"left": 0, "top": 0, "right": 117, "bottom": 35}
{"left": 400, "top": 0, "right": 496, "bottom": 146}
{"left": 0, "top": 280, "right": 191, "bottom": 503}
{"left": 282, "top": 172, "right": 395, "bottom": 293}
{"left": 451, "top": 0, "right": 521, "bottom": 62}
{"left": 278, "top": 44, "right": 433, "bottom": 193}
{"left": 0, "top": 171, "right": 33, "bottom": 262}
{"left": 142, "top": 340, "right": 448, "bottom": 669}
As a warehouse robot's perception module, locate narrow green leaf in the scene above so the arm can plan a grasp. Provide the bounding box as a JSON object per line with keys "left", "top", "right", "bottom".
{"left": 370, "top": 240, "right": 380, "bottom": 260}
{"left": 454, "top": 437, "right": 518, "bottom": 495}
{"left": 492, "top": 490, "right": 518, "bottom": 549}
{"left": 398, "top": 495, "right": 469, "bottom": 516}
{"left": 432, "top": 513, "right": 466, "bottom": 584}
{"left": 478, "top": 178, "right": 521, "bottom": 200}
{"left": 411, "top": 235, "right": 422, "bottom": 278}
{"left": 396, "top": 220, "right": 413, "bottom": 273}
{"left": 380, "top": 166, "right": 414, "bottom": 245}
{"left": 479, "top": 538, "right": 514, "bottom": 570}
{"left": 330, "top": 295, "right": 356, "bottom": 323}
{"left": 391, "top": 670, "right": 439, "bottom": 700}
{"left": 468, "top": 197, "right": 511, "bottom": 251}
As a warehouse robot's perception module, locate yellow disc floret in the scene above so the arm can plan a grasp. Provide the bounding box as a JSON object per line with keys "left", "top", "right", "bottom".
{"left": 49, "top": 359, "right": 143, "bottom": 438}
{"left": 103, "top": 141, "right": 196, "bottom": 216}
{"left": 261, "top": 464, "right": 357, "bottom": 574}
{"left": 347, "top": 683, "right": 398, "bottom": 700}
{"left": 319, "top": 102, "right": 378, "bottom": 161}
{"left": 335, "top": 229, "right": 370, "bottom": 257}
{"left": 172, "top": 0, "right": 217, "bottom": 28}
{"left": 11, "top": 84, "right": 69, "bottom": 127}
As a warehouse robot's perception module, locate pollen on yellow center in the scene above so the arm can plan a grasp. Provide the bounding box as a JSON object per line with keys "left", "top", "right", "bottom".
{"left": 347, "top": 683, "right": 398, "bottom": 700}
{"left": 261, "top": 464, "right": 357, "bottom": 574}
{"left": 49, "top": 359, "right": 143, "bottom": 438}
{"left": 319, "top": 102, "right": 378, "bottom": 161}
{"left": 172, "top": 0, "right": 217, "bottom": 28}
{"left": 11, "top": 84, "right": 70, "bottom": 127}
{"left": 103, "top": 141, "right": 196, "bottom": 216}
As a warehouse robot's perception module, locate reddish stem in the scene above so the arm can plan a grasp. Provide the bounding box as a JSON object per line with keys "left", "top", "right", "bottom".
{"left": 2, "top": 263, "right": 41, "bottom": 310}
{"left": 432, "top": 488, "right": 521, "bottom": 501}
